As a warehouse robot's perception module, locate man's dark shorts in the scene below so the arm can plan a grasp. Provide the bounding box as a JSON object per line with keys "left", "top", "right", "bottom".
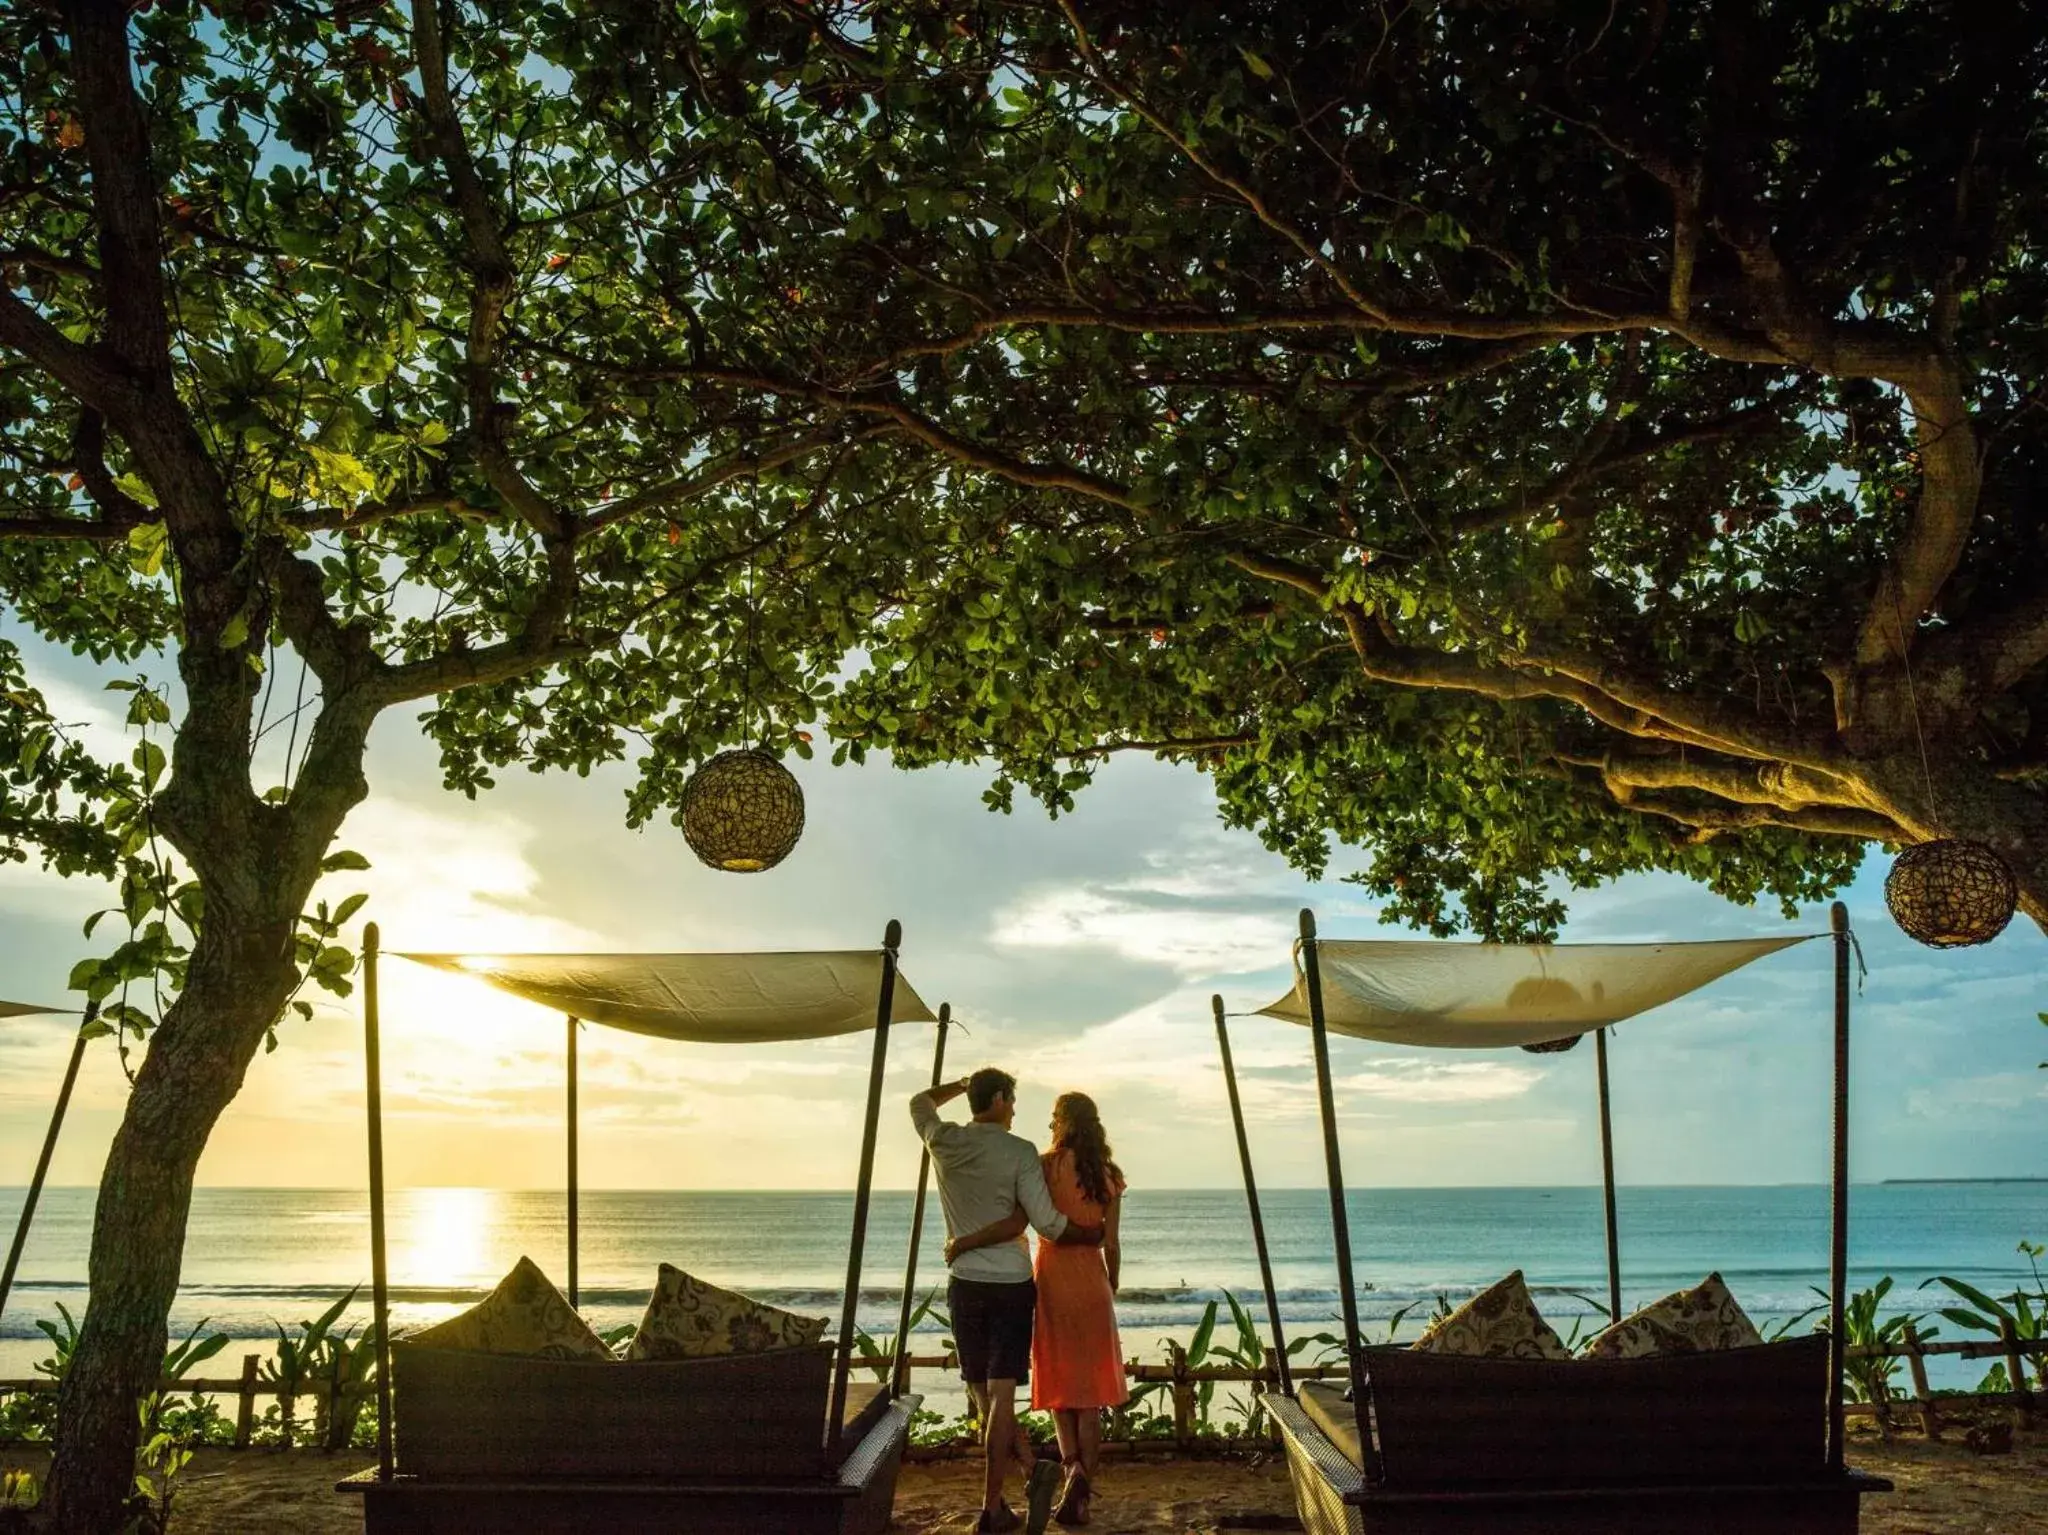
{"left": 949, "top": 1276, "right": 1035, "bottom": 1386}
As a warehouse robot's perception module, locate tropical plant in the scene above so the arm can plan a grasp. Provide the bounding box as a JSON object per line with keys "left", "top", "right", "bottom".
{"left": 1922, "top": 1239, "right": 2048, "bottom": 1394}
{"left": 1822, "top": 1278, "right": 1935, "bottom": 1406}
{"left": 0, "top": 1468, "right": 38, "bottom": 1510}
{"left": 258, "top": 1292, "right": 358, "bottom": 1448}
{"left": 126, "top": 1395, "right": 189, "bottom": 1535}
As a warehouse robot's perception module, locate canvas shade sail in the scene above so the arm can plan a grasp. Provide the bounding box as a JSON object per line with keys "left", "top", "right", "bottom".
{"left": 398, "top": 951, "right": 936, "bottom": 1044}
{"left": 1257, "top": 935, "right": 1815, "bottom": 1049}
{"left": 0, "top": 1001, "right": 65, "bottom": 1020}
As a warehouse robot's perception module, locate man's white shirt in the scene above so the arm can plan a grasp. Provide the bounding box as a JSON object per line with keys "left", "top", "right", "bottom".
{"left": 910, "top": 1091, "right": 1069, "bottom": 1283}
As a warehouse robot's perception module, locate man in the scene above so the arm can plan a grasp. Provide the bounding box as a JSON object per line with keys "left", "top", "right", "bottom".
{"left": 912, "top": 1067, "right": 1103, "bottom": 1534}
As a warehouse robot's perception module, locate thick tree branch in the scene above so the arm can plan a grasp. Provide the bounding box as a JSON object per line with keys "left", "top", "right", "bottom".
{"left": 1853, "top": 369, "right": 1982, "bottom": 667}
{"left": 1617, "top": 790, "right": 1896, "bottom": 843}
{"left": 1557, "top": 748, "right": 1857, "bottom": 814}
{"left": 408, "top": 0, "right": 566, "bottom": 541}
{"left": 1920, "top": 581, "right": 2048, "bottom": 699}
{"left": 62, "top": 0, "right": 174, "bottom": 382}
{"left": 0, "top": 287, "right": 127, "bottom": 412}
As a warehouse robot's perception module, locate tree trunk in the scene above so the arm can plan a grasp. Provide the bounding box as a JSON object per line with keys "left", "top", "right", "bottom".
{"left": 41, "top": 903, "right": 299, "bottom": 1532}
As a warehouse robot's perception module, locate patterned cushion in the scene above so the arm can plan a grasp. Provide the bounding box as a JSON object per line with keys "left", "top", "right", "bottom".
{"left": 405, "top": 1255, "right": 612, "bottom": 1361}
{"left": 1581, "top": 1272, "right": 1763, "bottom": 1359}
{"left": 625, "top": 1263, "right": 829, "bottom": 1361}
{"left": 1411, "top": 1270, "right": 1571, "bottom": 1360}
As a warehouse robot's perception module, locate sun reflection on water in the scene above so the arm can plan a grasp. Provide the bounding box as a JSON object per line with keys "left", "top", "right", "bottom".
{"left": 392, "top": 1186, "right": 500, "bottom": 1290}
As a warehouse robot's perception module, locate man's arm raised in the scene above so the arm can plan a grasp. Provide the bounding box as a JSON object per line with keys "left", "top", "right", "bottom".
{"left": 909, "top": 1076, "right": 972, "bottom": 1144}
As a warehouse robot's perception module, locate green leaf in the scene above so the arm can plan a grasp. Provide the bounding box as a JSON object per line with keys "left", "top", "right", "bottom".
{"left": 321, "top": 851, "right": 371, "bottom": 872}
{"left": 1238, "top": 47, "right": 1275, "bottom": 80}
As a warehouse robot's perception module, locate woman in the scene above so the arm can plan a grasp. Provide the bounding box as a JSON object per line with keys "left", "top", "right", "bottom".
{"left": 946, "top": 1091, "right": 1126, "bottom": 1527}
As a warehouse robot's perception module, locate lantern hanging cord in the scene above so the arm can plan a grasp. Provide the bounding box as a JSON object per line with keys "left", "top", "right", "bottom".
{"left": 1846, "top": 927, "right": 1868, "bottom": 995}
{"left": 1888, "top": 584, "right": 1940, "bottom": 829}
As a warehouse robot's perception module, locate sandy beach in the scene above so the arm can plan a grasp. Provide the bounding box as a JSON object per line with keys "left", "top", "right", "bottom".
{"left": 4, "top": 1414, "right": 2041, "bottom": 1533}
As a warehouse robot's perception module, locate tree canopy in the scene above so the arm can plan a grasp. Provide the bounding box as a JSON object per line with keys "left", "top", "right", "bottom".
{"left": 5, "top": 2, "right": 2048, "bottom": 1521}
{"left": 618, "top": 0, "right": 2048, "bottom": 938}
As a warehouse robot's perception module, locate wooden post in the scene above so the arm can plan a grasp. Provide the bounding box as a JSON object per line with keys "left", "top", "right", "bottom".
{"left": 566, "top": 1014, "right": 579, "bottom": 1309}
{"left": 1300, "top": 908, "right": 1382, "bottom": 1483}
{"left": 1594, "top": 1027, "right": 1622, "bottom": 1325}
{"left": 1214, "top": 995, "right": 1291, "bottom": 1395}
{"left": 1902, "top": 1322, "right": 1938, "bottom": 1440}
{"left": 363, "top": 922, "right": 394, "bottom": 1480}
{"left": 1169, "top": 1340, "right": 1193, "bottom": 1447}
{"left": 1826, "top": 902, "right": 1851, "bottom": 1473}
{"left": 1999, "top": 1319, "right": 2031, "bottom": 1409}
{"left": 0, "top": 1002, "right": 97, "bottom": 1326}
{"left": 891, "top": 1004, "right": 950, "bottom": 1397}
{"left": 233, "top": 1353, "right": 260, "bottom": 1449}
{"left": 826, "top": 920, "right": 902, "bottom": 1456}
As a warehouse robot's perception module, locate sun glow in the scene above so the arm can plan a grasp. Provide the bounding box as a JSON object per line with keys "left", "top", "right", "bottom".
{"left": 391, "top": 1185, "right": 500, "bottom": 1289}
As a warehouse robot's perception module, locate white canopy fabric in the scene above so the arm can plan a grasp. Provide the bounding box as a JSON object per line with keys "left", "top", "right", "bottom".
{"left": 1257, "top": 935, "right": 1816, "bottom": 1049}
{"left": 398, "top": 951, "right": 936, "bottom": 1044}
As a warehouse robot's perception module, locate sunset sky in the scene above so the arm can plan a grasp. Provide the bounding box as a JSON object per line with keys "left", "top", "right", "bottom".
{"left": 2, "top": 637, "right": 2043, "bottom": 1194}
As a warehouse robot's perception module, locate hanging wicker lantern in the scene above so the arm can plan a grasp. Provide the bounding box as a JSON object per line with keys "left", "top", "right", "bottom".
{"left": 680, "top": 749, "right": 805, "bottom": 873}
{"left": 1883, "top": 838, "right": 2017, "bottom": 948}
{"left": 1519, "top": 1035, "right": 1584, "bottom": 1055}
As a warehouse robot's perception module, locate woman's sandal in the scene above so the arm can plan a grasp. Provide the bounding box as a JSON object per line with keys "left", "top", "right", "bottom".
{"left": 1053, "top": 1469, "right": 1092, "bottom": 1527}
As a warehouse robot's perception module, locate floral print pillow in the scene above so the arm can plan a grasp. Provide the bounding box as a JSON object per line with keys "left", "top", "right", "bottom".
{"left": 1581, "top": 1272, "right": 1763, "bottom": 1360}
{"left": 625, "top": 1263, "right": 828, "bottom": 1361}
{"left": 1411, "top": 1269, "right": 1572, "bottom": 1360}
{"left": 406, "top": 1255, "right": 613, "bottom": 1361}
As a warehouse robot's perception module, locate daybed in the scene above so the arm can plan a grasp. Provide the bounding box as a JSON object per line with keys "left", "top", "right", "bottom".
{"left": 1272, "top": 1336, "right": 1887, "bottom": 1534}
{"left": 339, "top": 924, "right": 937, "bottom": 1535}
{"left": 1214, "top": 905, "right": 1892, "bottom": 1535}
{"left": 343, "top": 1343, "right": 915, "bottom": 1535}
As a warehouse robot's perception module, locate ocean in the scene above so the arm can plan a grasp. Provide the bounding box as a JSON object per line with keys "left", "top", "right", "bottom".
{"left": 2, "top": 1183, "right": 2040, "bottom": 1404}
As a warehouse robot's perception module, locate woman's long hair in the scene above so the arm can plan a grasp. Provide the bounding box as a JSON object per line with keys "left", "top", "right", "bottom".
{"left": 1050, "top": 1091, "right": 1119, "bottom": 1208}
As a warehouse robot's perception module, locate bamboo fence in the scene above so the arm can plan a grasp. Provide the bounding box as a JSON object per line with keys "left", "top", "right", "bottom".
{"left": 1, "top": 1326, "right": 2039, "bottom": 1452}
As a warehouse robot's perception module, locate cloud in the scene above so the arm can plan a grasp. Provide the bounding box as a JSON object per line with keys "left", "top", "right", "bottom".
{"left": 991, "top": 886, "right": 1295, "bottom": 978}
{"left": 1341, "top": 1058, "right": 1545, "bottom": 1104}
{"left": 1905, "top": 1072, "right": 2048, "bottom": 1119}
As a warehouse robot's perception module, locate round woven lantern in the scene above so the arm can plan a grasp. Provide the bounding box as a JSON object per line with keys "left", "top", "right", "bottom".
{"left": 680, "top": 748, "right": 805, "bottom": 873}
{"left": 1883, "top": 838, "right": 2017, "bottom": 948}
{"left": 1519, "top": 1035, "right": 1583, "bottom": 1055}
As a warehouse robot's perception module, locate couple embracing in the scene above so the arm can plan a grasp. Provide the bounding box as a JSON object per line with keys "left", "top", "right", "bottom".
{"left": 910, "top": 1068, "right": 1127, "bottom": 1532}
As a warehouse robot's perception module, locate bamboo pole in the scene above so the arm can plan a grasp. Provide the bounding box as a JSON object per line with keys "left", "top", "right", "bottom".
{"left": 233, "top": 1354, "right": 259, "bottom": 1449}
{"left": 1595, "top": 1026, "right": 1622, "bottom": 1325}
{"left": 566, "top": 1014, "right": 579, "bottom": 1309}
{"left": 827, "top": 919, "right": 902, "bottom": 1455}
{"left": 1300, "top": 908, "right": 1381, "bottom": 1483}
{"left": 1900, "top": 1322, "right": 1939, "bottom": 1439}
{"left": 1212, "top": 994, "right": 1291, "bottom": 1395}
{"left": 363, "top": 923, "right": 393, "bottom": 1481}
{"left": 891, "top": 1003, "right": 950, "bottom": 1397}
{"left": 1827, "top": 902, "right": 1851, "bottom": 1473}
{"left": 0, "top": 1001, "right": 96, "bottom": 1326}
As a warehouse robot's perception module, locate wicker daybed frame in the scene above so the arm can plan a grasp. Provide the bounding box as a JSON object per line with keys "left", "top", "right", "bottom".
{"left": 339, "top": 922, "right": 944, "bottom": 1535}
{"left": 1213, "top": 903, "right": 1892, "bottom": 1535}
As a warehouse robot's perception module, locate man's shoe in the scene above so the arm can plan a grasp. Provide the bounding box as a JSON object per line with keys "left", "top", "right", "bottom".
{"left": 1023, "top": 1457, "right": 1062, "bottom": 1534}
{"left": 975, "top": 1503, "right": 1021, "bottom": 1533}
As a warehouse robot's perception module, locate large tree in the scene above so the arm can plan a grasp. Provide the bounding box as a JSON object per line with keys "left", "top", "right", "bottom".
{"left": 0, "top": 3, "right": 929, "bottom": 1525}
{"left": 594, "top": 0, "right": 2046, "bottom": 938}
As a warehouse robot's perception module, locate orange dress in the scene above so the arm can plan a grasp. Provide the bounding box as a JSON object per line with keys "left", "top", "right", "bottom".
{"left": 1030, "top": 1149, "right": 1128, "bottom": 1411}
